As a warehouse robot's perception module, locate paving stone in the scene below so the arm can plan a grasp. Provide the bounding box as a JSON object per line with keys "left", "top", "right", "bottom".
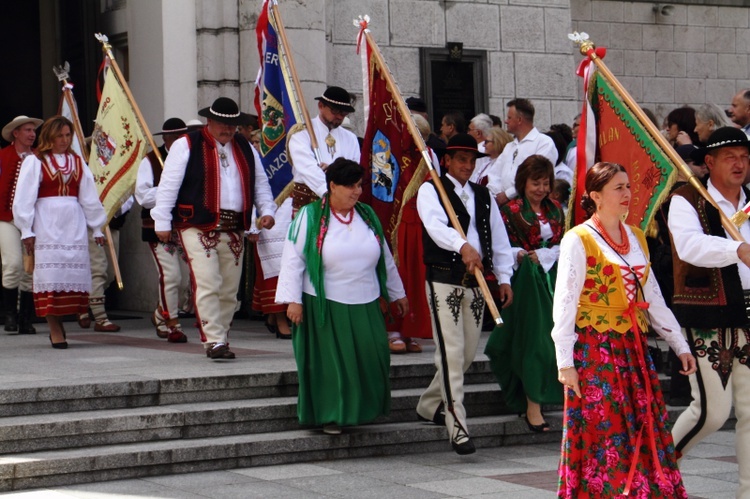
{"left": 232, "top": 463, "right": 342, "bottom": 480}
{"left": 411, "top": 476, "right": 529, "bottom": 495}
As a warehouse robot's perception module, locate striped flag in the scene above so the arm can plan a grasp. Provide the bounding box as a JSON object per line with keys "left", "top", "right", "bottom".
{"left": 88, "top": 55, "right": 147, "bottom": 222}
{"left": 254, "top": 0, "right": 302, "bottom": 199}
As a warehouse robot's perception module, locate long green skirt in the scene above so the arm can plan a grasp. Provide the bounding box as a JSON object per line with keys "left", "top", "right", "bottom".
{"left": 484, "top": 256, "right": 563, "bottom": 413}
{"left": 294, "top": 293, "right": 391, "bottom": 426}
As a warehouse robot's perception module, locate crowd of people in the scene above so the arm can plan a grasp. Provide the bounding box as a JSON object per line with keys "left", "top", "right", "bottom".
{"left": 5, "top": 84, "right": 750, "bottom": 496}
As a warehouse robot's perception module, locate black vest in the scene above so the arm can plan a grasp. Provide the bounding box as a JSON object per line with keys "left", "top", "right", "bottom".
{"left": 141, "top": 145, "right": 166, "bottom": 242}
{"left": 671, "top": 182, "right": 749, "bottom": 328}
{"left": 422, "top": 177, "right": 493, "bottom": 285}
{"left": 172, "top": 129, "right": 255, "bottom": 231}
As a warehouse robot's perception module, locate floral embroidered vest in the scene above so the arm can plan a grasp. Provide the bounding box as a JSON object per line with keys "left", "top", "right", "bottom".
{"left": 572, "top": 225, "right": 650, "bottom": 334}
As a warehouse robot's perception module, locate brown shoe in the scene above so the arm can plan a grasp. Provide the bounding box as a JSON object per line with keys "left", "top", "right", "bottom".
{"left": 94, "top": 319, "right": 121, "bottom": 332}
{"left": 388, "top": 337, "right": 406, "bottom": 354}
{"left": 404, "top": 338, "right": 422, "bottom": 353}
{"left": 77, "top": 312, "right": 91, "bottom": 329}
{"left": 206, "top": 343, "right": 235, "bottom": 359}
{"left": 151, "top": 312, "right": 169, "bottom": 338}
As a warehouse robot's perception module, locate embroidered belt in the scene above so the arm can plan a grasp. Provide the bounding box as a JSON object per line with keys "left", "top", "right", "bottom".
{"left": 216, "top": 210, "right": 242, "bottom": 232}
{"left": 427, "top": 265, "right": 478, "bottom": 288}
{"left": 292, "top": 183, "right": 320, "bottom": 212}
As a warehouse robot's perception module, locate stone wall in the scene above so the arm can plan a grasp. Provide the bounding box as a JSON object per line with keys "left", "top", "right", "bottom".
{"left": 571, "top": 0, "right": 750, "bottom": 122}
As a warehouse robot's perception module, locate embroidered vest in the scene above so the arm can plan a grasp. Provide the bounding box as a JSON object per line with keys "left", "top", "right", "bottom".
{"left": 422, "top": 177, "right": 493, "bottom": 276}
{"left": 670, "top": 183, "right": 748, "bottom": 328}
{"left": 0, "top": 145, "right": 28, "bottom": 221}
{"left": 141, "top": 146, "right": 165, "bottom": 242}
{"left": 37, "top": 154, "right": 83, "bottom": 199}
{"left": 572, "top": 225, "right": 650, "bottom": 334}
{"left": 172, "top": 129, "right": 255, "bottom": 231}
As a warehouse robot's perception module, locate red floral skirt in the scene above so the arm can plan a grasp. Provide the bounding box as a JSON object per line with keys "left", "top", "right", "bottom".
{"left": 557, "top": 325, "right": 687, "bottom": 498}
{"left": 34, "top": 291, "right": 88, "bottom": 317}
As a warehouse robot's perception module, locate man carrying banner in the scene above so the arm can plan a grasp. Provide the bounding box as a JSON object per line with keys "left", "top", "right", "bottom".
{"left": 669, "top": 127, "right": 750, "bottom": 495}
{"left": 487, "top": 98, "right": 557, "bottom": 206}
{"left": 287, "top": 86, "right": 360, "bottom": 211}
{"left": 152, "top": 97, "right": 275, "bottom": 360}
{"left": 135, "top": 117, "right": 189, "bottom": 343}
{"left": 416, "top": 133, "right": 514, "bottom": 455}
{"left": 0, "top": 116, "right": 42, "bottom": 334}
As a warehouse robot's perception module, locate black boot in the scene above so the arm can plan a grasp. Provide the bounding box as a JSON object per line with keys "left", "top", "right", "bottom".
{"left": 18, "top": 291, "right": 36, "bottom": 335}
{"left": 3, "top": 287, "right": 18, "bottom": 332}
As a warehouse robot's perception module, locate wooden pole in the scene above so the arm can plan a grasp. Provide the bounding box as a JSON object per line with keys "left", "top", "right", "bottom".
{"left": 361, "top": 26, "right": 503, "bottom": 325}
{"left": 270, "top": 0, "right": 322, "bottom": 165}
{"left": 575, "top": 35, "right": 744, "bottom": 243}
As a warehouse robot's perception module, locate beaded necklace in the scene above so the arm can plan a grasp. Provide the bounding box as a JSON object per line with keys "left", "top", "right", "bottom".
{"left": 331, "top": 207, "right": 354, "bottom": 230}
{"left": 591, "top": 214, "right": 630, "bottom": 255}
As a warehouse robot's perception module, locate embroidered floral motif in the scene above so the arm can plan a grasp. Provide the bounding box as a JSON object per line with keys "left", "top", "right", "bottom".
{"left": 582, "top": 256, "right": 617, "bottom": 306}
{"left": 469, "top": 288, "right": 484, "bottom": 327}
{"left": 445, "top": 288, "right": 464, "bottom": 325}
{"left": 198, "top": 230, "right": 220, "bottom": 257}
{"left": 227, "top": 231, "right": 244, "bottom": 265}
{"left": 691, "top": 328, "right": 750, "bottom": 389}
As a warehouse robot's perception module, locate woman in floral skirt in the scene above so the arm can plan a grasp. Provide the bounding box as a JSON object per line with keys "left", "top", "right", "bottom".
{"left": 551, "top": 162, "right": 696, "bottom": 497}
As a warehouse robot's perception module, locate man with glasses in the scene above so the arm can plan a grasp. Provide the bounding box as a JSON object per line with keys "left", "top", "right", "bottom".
{"left": 288, "top": 86, "right": 360, "bottom": 211}
{"left": 467, "top": 113, "right": 492, "bottom": 154}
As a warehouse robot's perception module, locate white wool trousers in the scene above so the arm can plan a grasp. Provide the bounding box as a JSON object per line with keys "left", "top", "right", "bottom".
{"left": 671, "top": 327, "right": 750, "bottom": 498}
{"left": 148, "top": 237, "right": 184, "bottom": 321}
{"left": 0, "top": 221, "right": 31, "bottom": 291}
{"left": 417, "top": 280, "right": 484, "bottom": 442}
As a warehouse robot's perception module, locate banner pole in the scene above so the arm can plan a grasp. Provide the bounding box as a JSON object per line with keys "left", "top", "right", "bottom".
{"left": 270, "top": 0, "right": 323, "bottom": 166}
{"left": 573, "top": 34, "right": 744, "bottom": 243}
{"left": 53, "top": 62, "right": 90, "bottom": 163}
{"left": 359, "top": 19, "right": 502, "bottom": 325}
{"left": 95, "top": 34, "right": 163, "bottom": 168}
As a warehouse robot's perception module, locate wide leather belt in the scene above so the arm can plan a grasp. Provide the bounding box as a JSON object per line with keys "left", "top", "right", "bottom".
{"left": 427, "top": 265, "right": 478, "bottom": 288}
{"left": 216, "top": 210, "right": 242, "bottom": 232}
{"left": 292, "top": 183, "right": 320, "bottom": 212}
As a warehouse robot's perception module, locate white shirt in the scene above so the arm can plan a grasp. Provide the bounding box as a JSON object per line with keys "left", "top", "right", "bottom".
{"left": 287, "top": 115, "right": 360, "bottom": 197}
{"left": 554, "top": 162, "right": 574, "bottom": 185}
{"left": 486, "top": 127, "right": 558, "bottom": 199}
{"left": 151, "top": 135, "right": 275, "bottom": 232}
{"left": 275, "top": 207, "right": 405, "bottom": 305}
{"left": 669, "top": 179, "right": 750, "bottom": 289}
{"left": 416, "top": 174, "right": 514, "bottom": 285}
{"left": 550, "top": 224, "right": 691, "bottom": 369}
{"left": 470, "top": 156, "right": 498, "bottom": 184}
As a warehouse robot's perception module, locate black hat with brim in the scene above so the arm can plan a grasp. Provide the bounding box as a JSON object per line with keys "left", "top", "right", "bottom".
{"left": 696, "top": 126, "right": 750, "bottom": 162}
{"left": 315, "top": 86, "right": 355, "bottom": 113}
{"left": 445, "top": 133, "right": 488, "bottom": 158}
{"left": 198, "top": 97, "right": 250, "bottom": 126}
{"left": 153, "top": 117, "right": 188, "bottom": 136}
{"left": 406, "top": 97, "right": 427, "bottom": 113}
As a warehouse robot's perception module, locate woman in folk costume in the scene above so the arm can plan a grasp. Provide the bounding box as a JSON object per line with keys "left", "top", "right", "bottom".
{"left": 552, "top": 162, "right": 696, "bottom": 498}
{"left": 275, "top": 158, "right": 408, "bottom": 435}
{"left": 13, "top": 116, "right": 107, "bottom": 349}
{"left": 485, "top": 155, "right": 564, "bottom": 432}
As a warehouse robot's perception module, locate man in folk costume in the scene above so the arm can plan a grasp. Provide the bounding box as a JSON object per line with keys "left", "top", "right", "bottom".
{"left": 135, "top": 117, "right": 189, "bottom": 343}
{"left": 152, "top": 97, "right": 276, "bottom": 359}
{"left": 0, "top": 116, "right": 43, "bottom": 334}
{"left": 669, "top": 127, "right": 750, "bottom": 494}
{"left": 416, "top": 134, "right": 514, "bottom": 454}
{"left": 287, "top": 86, "right": 360, "bottom": 211}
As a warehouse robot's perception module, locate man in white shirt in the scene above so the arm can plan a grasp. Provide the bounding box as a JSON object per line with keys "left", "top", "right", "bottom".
{"left": 287, "top": 86, "right": 360, "bottom": 212}
{"left": 668, "top": 127, "right": 750, "bottom": 495}
{"left": 152, "top": 97, "right": 276, "bottom": 360}
{"left": 730, "top": 89, "right": 750, "bottom": 138}
{"left": 486, "top": 98, "right": 558, "bottom": 206}
{"left": 468, "top": 113, "right": 492, "bottom": 154}
{"left": 416, "top": 133, "right": 514, "bottom": 455}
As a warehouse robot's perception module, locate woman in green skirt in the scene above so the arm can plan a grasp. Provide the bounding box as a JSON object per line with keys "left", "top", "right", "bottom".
{"left": 485, "top": 155, "right": 564, "bottom": 431}
{"left": 275, "top": 158, "right": 409, "bottom": 435}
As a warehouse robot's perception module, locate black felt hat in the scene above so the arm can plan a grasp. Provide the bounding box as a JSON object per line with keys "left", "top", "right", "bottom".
{"left": 198, "top": 97, "right": 251, "bottom": 126}
{"left": 406, "top": 97, "right": 427, "bottom": 113}
{"left": 315, "top": 86, "right": 355, "bottom": 113}
{"left": 153, "top": 117, "right": 187, "bottom": 136}
{"left": 696, "top": 126, "right": 750, "bottom": 162}
{"left": 445, "top": 133, "right": 488, "bottom": 158}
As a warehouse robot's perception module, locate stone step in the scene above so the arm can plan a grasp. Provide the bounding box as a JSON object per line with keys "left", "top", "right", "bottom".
{"left": 0, "top": 385, "right": 508, "bottom": 455}
{"left": 0, "top": 362, "right": 495, "bottom": 418}
{"left": 0, "top": 414, "right": 561, "bottom": 492}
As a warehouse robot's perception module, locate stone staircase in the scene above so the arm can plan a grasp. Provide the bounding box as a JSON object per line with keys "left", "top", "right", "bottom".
{"left": 0, "top": 354, "right": 699, "bottom": 492}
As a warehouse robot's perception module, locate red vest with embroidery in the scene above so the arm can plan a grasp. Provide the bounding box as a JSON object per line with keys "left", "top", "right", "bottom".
{"left": 37, "top": 154, "right": 83, "bottom": 199}
{"left": 0, "top": 145, "right": 29, "bottom": 221}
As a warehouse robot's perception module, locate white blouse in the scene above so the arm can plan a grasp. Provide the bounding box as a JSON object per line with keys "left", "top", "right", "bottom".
{"left": 275, "top": 206, "right": 405, "bottom": 305}
{"left": 550, "top": 224, "right": 691, "bottom": 370}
